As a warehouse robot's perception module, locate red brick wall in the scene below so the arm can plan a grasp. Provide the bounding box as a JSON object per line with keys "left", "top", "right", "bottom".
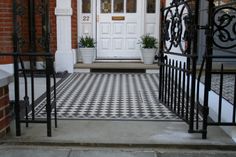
{"left": 0, "top": 85, "right": 11, "bottom": 138}
{"left": 50, "top": 0, "right": 57, "bottom": 54}
{"left": 161, "top": 0, "right": 166, "bottom": 8}
{"left": 0, "top": 0, "right": 14, "bottom": 64}
{"left": 72, "top": 0, "right": 78, "bottom": 49}
{"left": 0, "top": 0, "right": 57, "bottom": 65}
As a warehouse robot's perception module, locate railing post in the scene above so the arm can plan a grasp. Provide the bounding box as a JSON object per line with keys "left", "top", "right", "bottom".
{"left": 202, "top": 0, "right": 215, "bottom": 139}
{"left": 45, "top": 56, "right": 53, "bottom": 137}
{"left": 13, "top": 53, "right": 21, "bottom": 136}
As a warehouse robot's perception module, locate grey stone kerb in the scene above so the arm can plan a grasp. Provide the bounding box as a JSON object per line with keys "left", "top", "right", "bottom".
{"left": 0, "top": 70, "right": 13, "bottom": 87}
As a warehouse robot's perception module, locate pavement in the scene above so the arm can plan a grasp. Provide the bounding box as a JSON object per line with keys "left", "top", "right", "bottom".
{"left": 2, "top": 119, "right": 235, "bottom": 147}
{"left": 0, "top": 144, "right": 236, "bottom": 157}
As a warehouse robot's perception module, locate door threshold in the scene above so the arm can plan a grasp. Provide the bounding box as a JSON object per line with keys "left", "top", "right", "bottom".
{"left": 95, "top": 59, "right": 142, "bottom": 63}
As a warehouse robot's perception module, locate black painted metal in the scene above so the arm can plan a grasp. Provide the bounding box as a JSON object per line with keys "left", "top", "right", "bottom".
{"left": 160, "top": 0, "right": 203, "bottom": 137}
{"left": 195, "top": 0, "right": 236, "bottom": 139}
{"left": 0, "top": 0, "right": 56, "bottom": 137}
{"left": 160, "top": 0, "right": 236, "bottom": 139}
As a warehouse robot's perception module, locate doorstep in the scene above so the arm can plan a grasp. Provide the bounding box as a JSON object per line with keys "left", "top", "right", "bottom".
{"left": 74, "top": 62, "right": 159, "bottom": 73}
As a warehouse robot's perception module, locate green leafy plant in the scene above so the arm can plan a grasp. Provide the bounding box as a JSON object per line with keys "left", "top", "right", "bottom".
{"left": 139, "top": 34, "right": 158, "bottom": 49}
{"left": 79, "top": 36, "right": 96, "bottom": 48}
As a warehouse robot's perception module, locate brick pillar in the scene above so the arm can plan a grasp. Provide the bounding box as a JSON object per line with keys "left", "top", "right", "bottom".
{"left": 0, "top": 70, "right": 13, "bottom": 138}
{"left": 0, "top": 86, "right": 11, "bottom": 138}
{"left": 71, "top": 0, "right": 78, "bottom": 50}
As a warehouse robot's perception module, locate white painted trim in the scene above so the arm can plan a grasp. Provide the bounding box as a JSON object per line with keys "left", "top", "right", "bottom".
{"left": 0, "top": 70, "right": 13, "bottom": 87}
{"left": 146, "top": 69, "right": 159, "bottom": 74}
{"left": 55, "top": 8, "right": 73, "bottom": 16}
{"left": 95, "top": 60, "right": 142, "bottom": 63}
{"left": 72, "top": 49, "right": 77, "bottom": 64}
{"left": 74, "top": 68, "right": 90, "bottom": 73}
{"left": 0, "top": 64, "right": 14, "bottom": 74}
{"left": 55, "top": 0, "right": 74, "bottom": 73}
{"left": 55, "top": 50, "right": 74, "bottom": 73}
{"left": 141, "top": 0, "right": 145, "bottom": 36}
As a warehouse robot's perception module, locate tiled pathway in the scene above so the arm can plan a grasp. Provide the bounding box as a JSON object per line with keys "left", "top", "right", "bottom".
{"left": 31, "top": 73, "right": 180, "bottom": 121}
{"left": 211, "top": 74, "right": 235, "bottom": 104}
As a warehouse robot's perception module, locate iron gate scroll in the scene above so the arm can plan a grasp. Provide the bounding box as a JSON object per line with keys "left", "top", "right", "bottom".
{"left": 159, "top": 0, "right": 202, "bottom": 137}
{"left": 0, "top": 0, "right": 56, "bottom": 137}
{"left": 160, "top": 0, "right": 236, "bottom": 139}
{"left": 198, "top": 0, "right": 236, "bottom": 139}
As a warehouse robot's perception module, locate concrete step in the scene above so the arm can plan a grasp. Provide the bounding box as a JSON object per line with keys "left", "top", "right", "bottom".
{"left": 1, "top": 145, "right": 236, "bottom": 157}
{"left": 74, "top": 62, "right": 159, "bottom": 73}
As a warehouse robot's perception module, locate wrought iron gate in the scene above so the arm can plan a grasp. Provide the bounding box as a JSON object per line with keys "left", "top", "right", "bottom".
{"left": 159, "top": 0, "right": 200, "bottom": 136}
{"left": 198, "top": 0, "right": 236, "bottom": 139}
{"left": 0, "top": 0, "right": 56, "bottom": 137}
{"left": 160, "top": 0, "right": 236, "bottom": 139}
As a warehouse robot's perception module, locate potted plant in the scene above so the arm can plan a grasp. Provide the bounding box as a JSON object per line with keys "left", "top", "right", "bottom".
{"left": 139, "top": 34, "right": 158, "bottom": 64}
{"left": 78, "top": 36, "right": 96, "bottom": 64}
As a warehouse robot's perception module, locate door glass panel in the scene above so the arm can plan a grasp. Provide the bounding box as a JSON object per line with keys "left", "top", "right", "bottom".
{"left": 82, "top": 0, "right": 91, "bottom": 13}
{"left": 147, "top": 0, "right": 156, "bottom": 13}
{"left": 126, "top": 0, "right": 136, "bottom": 13}
{"left": 114, "top": 0, "right": 124, "bottom": 13}
{"left": 101, "top": 0, "right": 111, "bottom": 13}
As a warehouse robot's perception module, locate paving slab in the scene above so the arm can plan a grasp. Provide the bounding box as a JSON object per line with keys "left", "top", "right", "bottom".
{"left": 1, "top": 145, "right": 236, "bottom": 157}
{"left": 70, "top": 150, "right": 155, "bottom": 157}
{"left": 3, "top": 120, "right": 235, "bottom": 147}
{"left": 158, "top": 152, "right": 236, "bottom": 157}
{"left": 0, "top": 147, "right": 70, "bottom": 157}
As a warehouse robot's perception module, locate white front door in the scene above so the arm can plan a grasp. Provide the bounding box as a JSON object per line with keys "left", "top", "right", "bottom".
{"left": 97, "top": 0, "right": 143, "bottom": 59}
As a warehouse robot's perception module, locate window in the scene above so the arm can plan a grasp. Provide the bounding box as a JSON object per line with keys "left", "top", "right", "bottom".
{"left": 114, "top": 0, "right": 124, "bottom": 13}
{"left": 126, "top": 0, "right": 136, "bottom": 13}
{"left": 82, "top": 0, "right": 91, "bottom": 13}
{"left": 100, "top": 0, "right": 138, "bottom": 14}
{"left": 147, "top": 0, "right": 156, "bottom": 13}
{"left": 101, "top": 0, "right": 111, "bottom": 13}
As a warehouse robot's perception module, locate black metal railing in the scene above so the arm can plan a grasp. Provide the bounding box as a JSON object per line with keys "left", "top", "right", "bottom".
{"left": 160, "top": 0, "right": 201, "bottom": 136}
{"left": 195, "top": 0, "right": 236, "bottom": 139}
{"left": 160, "top": 57, "right": 191, "bottom": 122}
{"left": 0, "top": 52, "right": 57, "bottom": 137}
{"left": 160, "top": 0, "right": 236, "bottom": 139}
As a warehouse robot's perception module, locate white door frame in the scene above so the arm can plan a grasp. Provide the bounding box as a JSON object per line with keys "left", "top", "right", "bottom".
{"left": 96, "top": 0, "right": 144, "bottom": 60}
{"left": 77, "top": 0, "right": 160, "bottom": 61}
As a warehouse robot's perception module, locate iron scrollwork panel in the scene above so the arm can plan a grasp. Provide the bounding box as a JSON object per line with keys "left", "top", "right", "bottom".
{"left": 213, "top": 5, "right": 236, "bottom": 50}
{"left": 162, "top": 0, "right": 194, "bottom": 54}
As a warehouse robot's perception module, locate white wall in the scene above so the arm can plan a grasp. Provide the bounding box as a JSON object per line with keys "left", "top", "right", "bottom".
{"left": 198, "top": 82, "right": 236, "bottom": 142}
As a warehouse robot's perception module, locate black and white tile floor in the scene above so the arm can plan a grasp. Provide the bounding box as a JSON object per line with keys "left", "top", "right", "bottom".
{"left": 202, "top": 74, "right": 235, "bottom": 104}
{"left": 31, "top": 73, "right": 180, "bottom": 121}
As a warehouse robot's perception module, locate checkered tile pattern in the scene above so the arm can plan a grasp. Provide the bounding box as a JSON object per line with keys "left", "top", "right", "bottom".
{"left": 211, "top": 74, "right": 235, "bottom": 104}
{"left": 31, "top": 73, "right": 180, "bottom": 121}
{"left": 202, "top": 74, "right": 235, "bottom": 104}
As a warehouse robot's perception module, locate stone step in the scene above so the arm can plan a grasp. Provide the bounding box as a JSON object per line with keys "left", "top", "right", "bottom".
{"left": 74, "top": 62, "right": 159, "bottom": 73}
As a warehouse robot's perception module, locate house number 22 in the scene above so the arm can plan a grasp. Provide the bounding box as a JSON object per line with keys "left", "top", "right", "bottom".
{"left": 83, "top": 16, "right": 89, "bottom": 21}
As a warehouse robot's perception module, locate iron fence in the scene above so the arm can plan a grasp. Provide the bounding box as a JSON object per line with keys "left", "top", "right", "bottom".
{"left": 0, "top": 52, "right": 57, "bottom": 137}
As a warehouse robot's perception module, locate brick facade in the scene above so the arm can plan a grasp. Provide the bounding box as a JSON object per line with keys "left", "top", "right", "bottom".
{"left": 0, "top": 0, "right": 14, "bottom": 64}
{"left": 0, "top": 0, "right": 58, "bottom": 64}
{"left": 0, "top": 85, "right": 11, "bottom": 138}
{"left": 72, "top": 0, "right": 78, "bottom": 49}
{"left": 50, "top": 0, "right": 57, "bottom": 54}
